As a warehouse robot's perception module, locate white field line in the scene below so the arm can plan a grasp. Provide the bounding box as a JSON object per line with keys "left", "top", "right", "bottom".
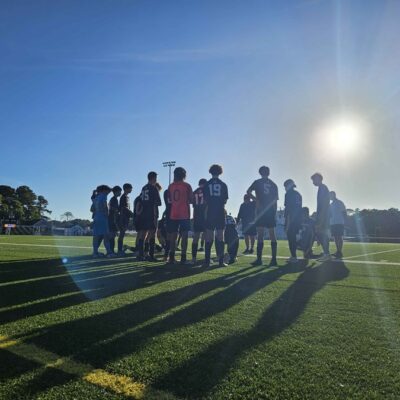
{"left": 343, "top": 248, "right": 400, "bottom": 260}
{"left": 1, "top": 241, "right": 400, "bottom": 267}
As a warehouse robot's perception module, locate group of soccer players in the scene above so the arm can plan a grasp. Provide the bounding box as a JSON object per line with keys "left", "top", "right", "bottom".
{"left": 91, "top": 164, "right": 346, "bottom": 266}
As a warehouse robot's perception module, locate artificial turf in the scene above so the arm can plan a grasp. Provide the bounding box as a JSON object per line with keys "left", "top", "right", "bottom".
{"left": 0, "top": 235, "right": 399, "bottom": 399}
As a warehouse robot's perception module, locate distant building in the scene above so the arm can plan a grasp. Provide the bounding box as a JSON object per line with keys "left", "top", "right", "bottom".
{"left": 65, "top": 225, "right": 85, "bottom": 236}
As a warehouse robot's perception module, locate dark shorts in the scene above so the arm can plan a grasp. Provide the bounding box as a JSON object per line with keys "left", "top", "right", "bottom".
{"left": 136, "top": 213, "right": 157, "bottom": 231}
{"left": 242, "top": 221, "right": 256, "bottom": 236}
{"left": 255, "top": 207, "right": 276, "bottom": 228}
{"left": 331, "top": 224, "right": 344, "bottom": 237}
{"left": 193, "top": 215, "right": 206, "bottom": 232}
{"left": 108, "top": 219, "right": 119, "bottom": 234}
{"left": 167, "top": 219, "right": 191, "bottom": 233}
{"left": 205, "top": 209, "right": 225, "bottom": 230}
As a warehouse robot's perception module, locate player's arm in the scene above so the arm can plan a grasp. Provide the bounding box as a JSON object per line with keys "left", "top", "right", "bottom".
{"left": 246, "top": 182, "right": 256, "bottom": 201}
{"left": 188, "top": 185, "right": 194, "bottom": 204}
{"left": 223, "top": 183, "right": 229, "bottom": 204}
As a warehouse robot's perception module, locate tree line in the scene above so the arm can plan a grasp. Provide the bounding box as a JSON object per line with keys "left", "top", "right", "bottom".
{"left": 0, "top": 185, "right": 51, "bottom": 223}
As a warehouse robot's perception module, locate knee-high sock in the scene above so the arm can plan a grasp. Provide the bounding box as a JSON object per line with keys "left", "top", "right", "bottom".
{"left": 192, "top": 242, "right": 198, "bottom": 259}
{"left": 144, "top": 241, "right": 149, "bottom": 254}
{"left": 257, "top": 241, "right": 264, "bottom": 260}
{"left": 149, "top": 238, "right": 155, "bottom": 258}
{"left": 205, "top": 241, "right": 213, "bottom": 263}
{"left": 164, "top": 239, "right": 170, "bottom": 257}
{"left": 216, "top": 239, "right": 225, "bottom": 262}
{"left": 138, "top": 239, "right": 144, "bottom": 258}
{"left": 110, "top": 237, "right": 115, "bottom": 253}
{"left": 271, "top": 241, "right": 277, "bottom": 260}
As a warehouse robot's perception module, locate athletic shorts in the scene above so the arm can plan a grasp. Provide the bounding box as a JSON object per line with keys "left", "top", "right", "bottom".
{"left": 255, "top": 207, "right": 277, "bottom": 228}
{"left": 331, "top": 224, "right": 344, "bottom": 237}
{"left": 193, "top": 215, "right": 206, "bottom": 232}
{"left": 205, "top": 208, "right": 225, "bottom": 230}
{"left": 242, "top": 221, "right": 256, "bottom": 236}
{"left": 167, "top": 219, "right": 191, "bottom": 233}
{"left": 136, "top": 213, "right": 157, "bottom": 231}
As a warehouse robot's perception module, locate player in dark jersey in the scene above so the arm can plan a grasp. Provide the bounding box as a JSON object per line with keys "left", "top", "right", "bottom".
{"left": 284, "top": 179, "right": 302, "bottom": 262}
{"left": 108, "top": 185, "right": 122, "bottom": 254}
{"left": 163, "top": 188, "right": 172, "bottom": 261}
{"left": 191, "top": 178, "right": 207, "bottom": 264}
{"left": 203, "top": 164, "right": 229, "bottom": 267}
{"left": 247, "top": 166, "right": 279, "bottom": 266}
{"left": 237, "top": 194, "right": 256, "bottom": 254}
{"left": 136, "top": 171, "right": 162, "bottom": 261}
{"left": 118, "top": 183, "right": 133, "bottom": 255}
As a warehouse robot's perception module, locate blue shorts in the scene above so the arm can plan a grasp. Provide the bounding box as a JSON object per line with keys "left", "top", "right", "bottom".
{"left": 93, "top": 216, "right": 109, "bottom": 236}
{"left": 167, "top": 219, "right": 191, "bottom": 233}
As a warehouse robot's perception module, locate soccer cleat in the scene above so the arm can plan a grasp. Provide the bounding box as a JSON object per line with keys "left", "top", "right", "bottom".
{"left": 145, "top": 255, "right": 158, "bottom": 262}
{"left": 248, "top": 249, "right": 254, "bottom": 254}
{"left": 92, "top": 252, "right": 105, "bottom": 258}
{"left": 202, "top": 261, "right": 211, "bottom": 268}
{"left": 287, "top": 256, "right": 298, "bottom": 263}
{"left": 189, "top": 258, "right": 197, "bottom": 265}
{"left": 268, "top": 258, "right": 278, "bottom": 267}
{"left": 251, "top": 258, "right": 263, "bottom": 266}
{"left": 106, "top": 253, "right": 117, "bottom": 258}
{"left": 228, "top": 258, "right": 237, "bottom": 265}
{"left": 219, "top": 262, "right": 228, "bottom": 267}
{"left": 243, "top": 249, "right": 250, "bottom": 254}
{"left": 319, "top": 254, "right": 332, "bottom": 261}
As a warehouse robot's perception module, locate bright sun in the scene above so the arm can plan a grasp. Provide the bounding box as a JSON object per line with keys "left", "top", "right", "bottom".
{"left": 315, "top": 116, "right": 368, "bottom": 160}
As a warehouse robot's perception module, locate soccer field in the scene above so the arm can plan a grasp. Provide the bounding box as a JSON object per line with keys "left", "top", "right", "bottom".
{"left": 1, "top": 236, "right": 399, "bottom": 399}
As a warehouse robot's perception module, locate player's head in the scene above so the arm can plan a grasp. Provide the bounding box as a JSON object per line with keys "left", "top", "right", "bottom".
{"left": 284, "top": 179, "right": 296, "bottom": 192}
{"left": 198, "top": 178, "right": 207, "bottom": 188}
{"left": 259, "top": 166, "right": 270, "bottom": 177}
{"left": 147, "top": 171, "right": 157, "bottom": 184}
{"left": 123, "top": 183, "right": 133, "bottom": 193}
{"left": 311, "top": 172, "right": 323, "bottom": 186}
{"left": 244, "top": 194, "right": 251, "bottom": 202}
{"left": 302, "top": 207, "right": 310, "bottom": 218}
{"left": 174, "top": 167, "right": 186, "bottom": 182}
{"left": 91, "top": 190, "right": 97, "bottom": 200}
{"left": 330, "top": 191, "right": 337, "bottom": 201}
{"left": 209, "top": 164, "right": 223, "bottom": 177}
{"left": 112, "top": 185, "right": 122, "bottom": 196}
{"left": 97, "top": 184, "right": 112, "bottom": 194}
{"left": 155, "top": 182, "right": 162, "bottom": 192}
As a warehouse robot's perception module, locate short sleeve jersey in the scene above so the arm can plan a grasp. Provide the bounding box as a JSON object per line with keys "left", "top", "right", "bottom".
{"left": 284, "top": 189, "right": 303, "bottom": 222}
{"left": 119, "top": 193, "right": 131, "bottom": 222}
{"left": 140, "top": 184, "right": 161, "bottom": 216}
{"left": 168, "top": 181, "right": 193, "bottom": 220}
{"left": 248, "top": 178, "right": 279, "bottom": 210}
{"left": 108, "top": 196, "right": 119, "bottom": 223}
{"left": 330, "top": 199, "right": 346, "bottom": 225}
{"left": 204, "top": 178, "right": 228, "bottom": 211}
{"left": 193, "top": 187, "right": 206, "bottom": 220}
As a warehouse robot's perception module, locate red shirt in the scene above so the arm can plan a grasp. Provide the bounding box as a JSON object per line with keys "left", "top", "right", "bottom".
{"left": 169, "top": 181, "right": 193, "bottom": 220}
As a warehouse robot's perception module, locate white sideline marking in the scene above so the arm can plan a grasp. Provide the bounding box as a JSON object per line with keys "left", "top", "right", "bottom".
{"left": 1, "top": 241, "right": 400, "bottom": 267}
{"left": 342, "top": 248, "right": 400, "bottom": 260}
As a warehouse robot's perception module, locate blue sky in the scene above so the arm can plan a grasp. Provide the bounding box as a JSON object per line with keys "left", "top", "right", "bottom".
{"left": 1, "top": 0, "right": 400, "bottom": 219}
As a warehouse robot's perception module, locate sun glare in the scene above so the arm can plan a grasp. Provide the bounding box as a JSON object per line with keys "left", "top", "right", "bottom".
{"left": 314, "top": 116, "right": 369, "bottom": 161}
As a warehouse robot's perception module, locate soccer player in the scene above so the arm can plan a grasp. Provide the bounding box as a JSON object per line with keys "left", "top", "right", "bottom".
{"left": 247, "top": 166, "right": 279, "bottom": 266}
{"left": 204, "top": 164, "right": 229, "bottom": 267}
{"left": 108, "top": 185, "right": 122, "bottom": 254}
{"left": 167, "top": 167, "right": 193, "bottom": 264}
{"left": 225, "top": 213, "right": 239, "bottom": 264}
{"left": 92, "top": 185, "right": 114, "bottom": 258}
{"left": 329, "top": 191, "right": 347, "bottom": 258}
{"left": 191, "top": 178, "right": 207, "bottom": 264}
{"left": 137, "top": 171, "right": 162, "bottom": 261}
{"left": 163, "top": 187, "right": 172, "bottom": 261}
{"left": 118, "top": 183, "right": 133, "bottom": 255}
{"left": 311, "top": 172, "right": 331, "bottom": 260}
{"left": 283, "top": 179, "right": 302, "bottom": 263}
{"left": 298, "top": 207, "right": 315, "bottom": 259}
{"left": 237, "top": 194, "right": 256, "bottom": 254}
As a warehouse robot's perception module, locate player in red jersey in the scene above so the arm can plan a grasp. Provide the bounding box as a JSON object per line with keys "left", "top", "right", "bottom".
{"left": 167, "top": 167, "right": 193, "bottom": 264}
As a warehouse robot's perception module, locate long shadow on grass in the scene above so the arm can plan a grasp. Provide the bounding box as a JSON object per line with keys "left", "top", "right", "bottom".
{"left": 0, "top": 256, "right": 224, "bottom": 324}
{"left": 153, "top": 261, "right": 349, "bottom": 398}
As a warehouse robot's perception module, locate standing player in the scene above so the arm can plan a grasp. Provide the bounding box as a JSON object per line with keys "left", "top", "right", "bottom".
{"left": 283, "top": 179, "right": 302, "bottom": 262}
{"left": 191, "top": 178, "right": 207, "bottom": 264}
{"left": 204, "top": 164, "right": 229, "bottom": 267}
{"left": 167, "top": 167, "right": 193, "bottom": 264}
{"left": 247, "top": 166, "right": 279, "bottom": 266}
{"left": 311, "top": 173, "right": 331, "bottom": 260}
{"left": 118, "top": 183, "right": 133, "bottom": 255}
{"left": 109, "top": 185, "right": 122, "bottom": 254}
{"left": 329, "top": 191, "right": 347, "bottom": 258}
{"left": 163, "top": 187, "right": 172, "bottom": 261}
{"left": 137, "top": 172, "right": 161, "bottom": 261}
{"left": 237, "top": 194, "right": 256, "bottom": 254}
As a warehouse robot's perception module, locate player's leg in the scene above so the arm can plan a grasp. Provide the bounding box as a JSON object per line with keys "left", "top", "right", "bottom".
{"left": 268, "top": 227, "right": 278, "bottom": 266}
{"left": 136, "top": 230, "right": 145, "bottom": 260}
{"left": 204, "top": 229, "right": 214, "bottom": 267}
{"left": 192, "top": 231, "right": 200, "bottom": 262}
{"left": 253, "top": 226, "right": 264, "bottom": 266}
{"left": 250, "top": 234, "right": 255, "bottom": 252}
{"left": 229, "top": 237, "right": 239, "bottom": 264}
{"left": 168, "top": 221, "right": 178, "bottom": 263}
{"left": 215, "top": 228, "right": 226, "bottom": 267}
{"left": 287, "top": 224, "right": 297, "bottom": 261}
{"left": 200, "top": 232, "right": 205, "bottom": 251}
{"left": 244, "top": 234, "right": 250, "bottom": 253}
{"left": 117, "top": 228, "right": 126, "bottom": 255}
{"left": 180, "top": 223, "right": 189, "bottom": 264}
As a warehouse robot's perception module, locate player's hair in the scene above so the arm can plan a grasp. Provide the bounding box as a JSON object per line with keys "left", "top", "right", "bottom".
{"left": 199, "top": 178, "right": 207, "bottom": 186}
{"left": 174, "top": 167, "right": 186, "bottom": 181}
{"left": 244, "top": 194, "right": 250, "bottom": 201}
{"left": 155, "top": 182, "right": 162, "bottom": 191}
{"left": 284, "top": 179, "right": 296, "bottom": 188}
{"left": 123, "top": 183, "right": 132, "bottom": 190}
{"left": 330, "top": 191, "right": 336, "bottom": 197}
{"left": 259, "top": 166, "right": 270, "bottom": 176}
{"left": 112, "top": 185, "right": 122, "bottom": 193}
{"left": 148, "top": 171, "right": 157, "bottom": 181}
{"left": 311, "top": 172, "right": 323, "bottom": 181}
{"left": 209, "top": 164, "right": 223, "bottom": 176}
{"left": 97, "top": 185, "right": 112, "bottom": 192}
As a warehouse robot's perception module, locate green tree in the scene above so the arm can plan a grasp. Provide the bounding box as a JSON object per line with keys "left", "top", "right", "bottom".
{"left": 61, "top": 211, "right": 74, "bottom": 221}
{"left": 37, "top": 195, "right": 52, "bottom": 218}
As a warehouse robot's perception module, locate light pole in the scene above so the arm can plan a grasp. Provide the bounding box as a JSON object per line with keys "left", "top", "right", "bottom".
{"left": 162, "top": 161, "right": 176, "bottom": 185}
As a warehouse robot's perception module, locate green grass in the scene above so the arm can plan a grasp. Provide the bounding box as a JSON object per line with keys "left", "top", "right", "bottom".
{"left": 0, "top": 235, "right": 399, "bottom": 399}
